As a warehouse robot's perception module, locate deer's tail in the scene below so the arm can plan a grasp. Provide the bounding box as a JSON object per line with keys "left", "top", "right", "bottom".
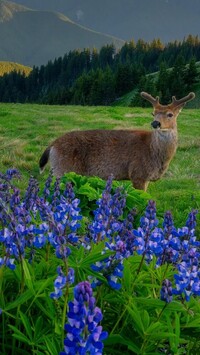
{"left": 39, "top": 147, "right": 51, "bottom": 173}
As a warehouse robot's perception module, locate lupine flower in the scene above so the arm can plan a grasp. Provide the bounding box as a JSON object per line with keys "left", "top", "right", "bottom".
{"left": 36, "top": 181, "right": 82, "bottom": 259}
{"left": 50, "top": 266, "right": 75, "bottom": 300}
{"left": 88, "top": 175, "right": 125, "bottom": 243}
{"left": 160, "top": 279, "right": 173, "bottom": 303}
{"left": 61, "top": 281, "right": 108, "bottom": 354}
{"left": 23, "top": 176, "right": 39, "bottom": 211}
{"left": 1, "top": 170, "right": 199, "bottom": 306}
{"left": 133, "top": 200, "right": 160, "bottom": 262}
{"left": 88, "top": 177, "right": 130, "bottom": 290}
{"left": 43, "top": 171, "right": 53, "bottom": 200}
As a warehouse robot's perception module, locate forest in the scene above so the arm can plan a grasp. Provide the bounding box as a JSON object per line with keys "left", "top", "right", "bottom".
{"left": 0, "top": 35, "right": 200, "bottom": 106}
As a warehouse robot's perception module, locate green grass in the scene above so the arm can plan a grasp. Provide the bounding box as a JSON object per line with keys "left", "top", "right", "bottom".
{"left": 0, "top": 103, "right": 199, "bottom": 229}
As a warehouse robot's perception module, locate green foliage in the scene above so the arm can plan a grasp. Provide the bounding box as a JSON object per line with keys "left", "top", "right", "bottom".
{"left": 59, "top": 172, "right": 150, "bottom": 220}
{"left": 102, "top": 257, "right": 200, "bottom": 354}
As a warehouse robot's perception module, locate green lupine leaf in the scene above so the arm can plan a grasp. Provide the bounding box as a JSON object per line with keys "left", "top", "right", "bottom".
{"left": 22, "top": 259, "right": 34, "bottom": 291}
{"left": 148, "top": 331, "right": 176, "bottom": 341}
{"left": 9, "top": 325, "right": 31, "bottom": 345}
{"left": 44, "top": 336, "right": 61, "bottom": 355}
{"left": 141, "top": 309, "right": 150, "bottom": 330}
{"left": 127, "top": 305, "right": 145, "bottom": 336}
{"left": 19, "top": 311, "right": 33, "bottom": 341}
{"left": 105, "top": 334, "right": 140, "bottom": 353}
{"left": 5, "top": 289, "right": 34, "bottom": 311}
{"left": 34, "top": 298, "right": 55, "bottom": 320}
{"left": 174, "top": 312, "right": 180, "bottom": 350}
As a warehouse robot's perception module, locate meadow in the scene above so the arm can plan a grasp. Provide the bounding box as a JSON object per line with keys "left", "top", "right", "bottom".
{"left": 0, "top": 103, "right": 199, "bottom": 226}
{"left": 0, "top": 103, "right": 200, "bottom": 354}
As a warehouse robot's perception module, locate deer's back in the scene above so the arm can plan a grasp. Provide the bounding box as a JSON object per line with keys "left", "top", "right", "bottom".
{"left": 49, "top": 129, "right": 152, "bottom": 178}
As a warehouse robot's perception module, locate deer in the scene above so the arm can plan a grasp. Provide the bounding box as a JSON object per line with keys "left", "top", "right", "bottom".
{"left": 39, "top": 91, "right": 195, "bottom": 191}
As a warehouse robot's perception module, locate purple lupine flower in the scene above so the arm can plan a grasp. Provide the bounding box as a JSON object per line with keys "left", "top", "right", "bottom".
{"left": 160, "top": 279, "right": 173, "bottom": 303}
{"left": 148, "top": 228, "right": 164, "bottom": 256}
{"left": 142, "top": 200, "right": 158, "bottom": 230}
{"left": 88, "top": 176, "right": 125, "bottom": 243}
{"left": 91, "top": 239, "right": 128, "bottom": 290}
{"left": 0, "top": 256, "right": 16, "bottom": 270}
{"left": 5, "top": 168, "right": 21, "bottom": 181}
{"left": 133, "top": 200, "right": 160, "bottom": 262}
{"left": 170, "top": 210, "right": 200, "bottom": 302}
{"left": 23, "top": 176, "right": 39, "bottom": 210}
{"left": 118, "top": 208, "right": 136, "bottom": 254}
{"left": 50, "top": 266, "right": 74, "bottom": 300}
{"left": 107, "top": 261, "right": 124, "bottom": 290}
{"left": 36, "top": 181, "right": 82, "bottom": 258}
{"left": 51, "top": 178, "right": 61, "bottom": 209}
{"left": 43, "top": 171, "right": 53, "bottom": 200}
{"left": 186, "top": 210, "right": 198, "bottom": 234}
{"left": 88, "top": 176, "right": 130, "bottom": 290}
{"left": 163, "top": 211, "right": 175, "bottom": 236}
{"left": 61, "top": 281, "right": 108, "bottom": 354}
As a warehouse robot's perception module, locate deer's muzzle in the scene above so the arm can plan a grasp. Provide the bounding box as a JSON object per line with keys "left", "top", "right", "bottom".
{"left": 151, "top": 121, "right": 161, "bottom": 129}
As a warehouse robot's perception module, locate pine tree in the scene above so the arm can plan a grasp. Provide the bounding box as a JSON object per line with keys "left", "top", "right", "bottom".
{"left": 156, "top": 62, "right": 171, "bottom": 104}
{"left": 185, "top": 57, "right": 199, "bottom": 91}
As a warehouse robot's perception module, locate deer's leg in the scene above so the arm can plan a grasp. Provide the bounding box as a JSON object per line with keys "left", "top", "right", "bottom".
{"left": 131, "top": 179, "right": 149, "bottom": 191}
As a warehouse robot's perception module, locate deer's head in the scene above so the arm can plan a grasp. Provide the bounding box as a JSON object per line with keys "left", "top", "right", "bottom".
{"left": 141, "top": 92, "right": 195, "bottom": 131}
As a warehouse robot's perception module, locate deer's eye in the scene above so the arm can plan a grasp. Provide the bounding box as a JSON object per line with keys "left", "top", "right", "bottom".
{"left": 167, "top": 112, "right": 174, "bottom": 118}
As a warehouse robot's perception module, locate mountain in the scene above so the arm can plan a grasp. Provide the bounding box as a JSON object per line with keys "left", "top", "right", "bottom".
{"left": 0, "top": 0, "right": 124, "bottom": 66}
{"left": 12, "top": 0, "right": 200, "bottom": 42}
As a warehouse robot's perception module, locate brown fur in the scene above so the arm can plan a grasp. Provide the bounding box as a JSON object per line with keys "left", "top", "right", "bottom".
{"left": 39, "top": 92, "right": 195, "bottom": 191}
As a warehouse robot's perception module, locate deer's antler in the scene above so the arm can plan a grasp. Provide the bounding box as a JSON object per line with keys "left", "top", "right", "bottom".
{"left": 171, "top": 92, "right": 195, "bottom": 107}
{"left": 140, "top": 92, "right": 160, "bottom": 106}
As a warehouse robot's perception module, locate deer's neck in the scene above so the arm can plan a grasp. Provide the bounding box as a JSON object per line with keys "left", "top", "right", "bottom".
{"left": 152, "top": 128, "right": 177, "bottom": 154}
{"left": 150, "top": 129, "right": 178, "bottom": 179}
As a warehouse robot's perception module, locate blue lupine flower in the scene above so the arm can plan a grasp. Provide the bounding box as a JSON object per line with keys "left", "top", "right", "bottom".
{"left": 50, "top": 266, "right": 74, "bottom": 300}
{"left": 160, "top": 279, "right": 173, "bottom": 303}
{"left": 1, "top": 170, "right": 199, "bottom": 306}
{"left": 43, "top": 171, "right": 53, "bottom": 200}
{"left": 23, "top": 176, "right": 39, "bottom": 211}
{"left": 61, "top": 281, "right": 108, "bottom": 354}
{"left": 186, "top": 209, "right": 198, "bottom": 233}
{"left": 36, "top": 181, "right": 82, "bottom": 259}
{"left": 0, "top": 257, "right": 16, "bottom": 270}
{"left": 132, "top": 200, "right": 160, "bottom": 262}
{"left": 5, "top": 168, "right": 21, "bottom": 181}
{"left": 88, "top": 176, "right": 129, "bottom": 289}
{"left": 88, "top": 175, "right": 125, "bottom": 243}
{"left": 174, "top": 211, "right": 199, "bottom": 301}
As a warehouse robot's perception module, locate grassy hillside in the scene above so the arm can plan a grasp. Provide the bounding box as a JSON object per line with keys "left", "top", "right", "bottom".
{"left": 0, "top": 61, "right": 32, "bottom": 76}
{"left": 0, "top": 103, "right": 199, "bottom": 230}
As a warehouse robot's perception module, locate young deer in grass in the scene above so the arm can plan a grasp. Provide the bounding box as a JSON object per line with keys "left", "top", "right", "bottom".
{"left": 39, "top": 91, "right": 195, "bottom": 191}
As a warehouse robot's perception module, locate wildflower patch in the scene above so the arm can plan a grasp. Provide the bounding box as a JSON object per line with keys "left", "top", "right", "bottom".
{"left": 0, "top": 169, "right": 199, "bottom": 354}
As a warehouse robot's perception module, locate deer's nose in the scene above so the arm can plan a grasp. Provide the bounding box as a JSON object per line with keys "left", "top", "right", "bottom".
{"left": 151, "top": 120, "right": 161, "bottom": 129}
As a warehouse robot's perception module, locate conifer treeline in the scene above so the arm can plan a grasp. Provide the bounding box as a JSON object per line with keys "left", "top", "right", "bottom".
{"left": 0, "top": 35, "right": 200, "bottom": 106}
